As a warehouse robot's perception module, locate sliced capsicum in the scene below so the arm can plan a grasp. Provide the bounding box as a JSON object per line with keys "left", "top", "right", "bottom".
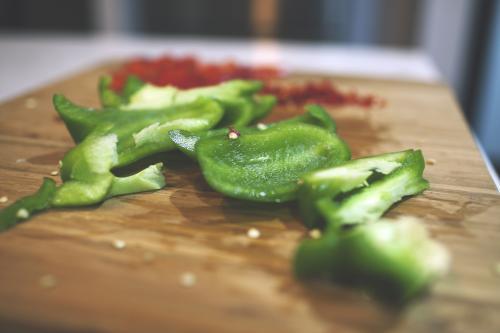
{"left": 52, "top": 95, "right": 225, "bottom": 206}
{"left": 168, "top": 104, "right": 338, "bottom": 159}
{"left": 166, "top": 104, "right": 348, "bottom": 202}
{"left": 195, "top": 122, "right": 349, "bottom": 203}
{"left": 99, "top": 76, "right": 276, "bottom": 127}
{"left": 294, "top": 216, "right": 450, "bottom": 303}
{"left": 298, "top": 149, "right": 428, "bottom": 229}
{"left": 1, "top": 93, "right": 226, "bottom": 221}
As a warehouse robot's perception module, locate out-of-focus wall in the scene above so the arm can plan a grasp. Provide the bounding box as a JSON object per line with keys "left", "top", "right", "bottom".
{"left": 475, "top": 1, "right": 500, "bottom": 167}
{"left": 0, "top": 0, "right": 93, "bottom": 32}
{"left": 417, "top": 0, "right": 477, "bottom": 101}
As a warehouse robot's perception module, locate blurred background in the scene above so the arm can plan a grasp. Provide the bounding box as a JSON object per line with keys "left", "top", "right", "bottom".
{"left": 0, "top": 0, "right": 499, "bottom": 178}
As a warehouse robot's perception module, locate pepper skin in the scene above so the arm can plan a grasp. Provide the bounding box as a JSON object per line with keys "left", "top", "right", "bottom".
{"left": 0, "top": 178, "right": 56, "bottom": 231}
{"left": 298, "top": 149, "right": 428, "bottom": 229}
{"left": 293, "top": 149, "right": 435, "bottom": 302}
{"left": 52, "top": 95, "right": 225, "bottom": 207}
{"left": 99, "top": 75, "right": 144, "bottom": 108}
{"left": 294, "top": 216, "right": 449, "bottom": 303}
{"left": 194, "top": 120, "right": 350, "bottom": 203}
{"left": 0, "top": 78, "right": 277, "bottom": 228}
{"left": 99, "top": 76, "right": 276, "bottom": 127}
{"left": 168, "top": 104, "right": 339, "bottom": 159}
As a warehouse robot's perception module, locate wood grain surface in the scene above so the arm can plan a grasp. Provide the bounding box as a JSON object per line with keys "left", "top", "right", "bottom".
{"left": 0, "top": 64, "right": 499, "bottom": 333}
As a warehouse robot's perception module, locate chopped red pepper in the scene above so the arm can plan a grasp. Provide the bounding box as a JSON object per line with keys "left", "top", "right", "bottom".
{"left": 110, "top": 55, "right": 383, "bottom": 108}
{"left": 262, "top": 80, "right": 385, "bottom": 108}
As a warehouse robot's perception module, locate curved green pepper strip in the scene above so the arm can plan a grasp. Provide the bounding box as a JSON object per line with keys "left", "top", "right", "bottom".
{"left": 168, "top": 104, "right": 338, "bottom": 159}
{"left": 99, "top": 76, "right": 276, "bottom": 127}
{"left": 52, "top": 95, "right": 224, "bottom": 207}
{"left": 216, "top": 99, "right": 256, "bottom": 128}
{"left": 53, "top": 134, "right": 167, "bottom": 207}
{"left": 0, "top": 178, "right": 57, "bottom": 231}
{"left": 294, "top": 216, "right": 449, "bottom": 303}
{"left": 296, "top": 104, "right": 337, "bottom": 133}
{"left": 195, "top": 122, "right": 350, "bottom": 203}
{"left": 216, "top": 94, "right": 276, "bottom": 128}
{"left": 108, "top": 163, "right": 165, "bottom": 197}
{"left": 298, "top": 149, "right": 426, "bottom": 229}
{"left": 0, "top": 90, "right": 227, "bottom": 222}
{"left": 293, "top": 149, "right": 438, "bottom": 303}
{"left": 54, "top": 95, "right": 224, "bottom": 164}
{"left": 316, "top": 151, "right": 428, "bottom": 228}
{"left": 251, "top": 95, "right": 278, "bottom": 123}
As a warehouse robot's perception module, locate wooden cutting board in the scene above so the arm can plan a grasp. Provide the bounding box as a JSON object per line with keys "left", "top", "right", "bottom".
{"left": 0, "top": 64, "right": 499, "bottom": 333}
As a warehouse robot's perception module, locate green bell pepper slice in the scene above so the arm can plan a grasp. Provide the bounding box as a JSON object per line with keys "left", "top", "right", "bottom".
{"left": 168, "top": 103, "right": 338, "bottom": 159}
{"left": 195, "top": 121, "right": 350, "bottom": 203}
{"left": 298, "top": 149, "right": 428, "bottom": 229}
{"left": 51, "top": 94, "right": 225, "bottom": 207}
{"left": 294, "top": 148, "right": 438, "bottom": 303}
{"left": 0, "top": 92, "right": 227, "bottom": 222}
{"left": 99, "top": 76, "right": 276, "bottom": 127}
{"left": 294, "top": 216, "right": 450, "bottom": 303}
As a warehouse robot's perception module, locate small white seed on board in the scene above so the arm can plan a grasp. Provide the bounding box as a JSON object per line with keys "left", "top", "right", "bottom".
{"left": 39, "top": 274, "right": 57, "bottom": 289}
{"left": 25, "top": 97, "right": 38, "bottom": 109}
{"left": 179, "top": 272, "right": 197, "bottom": 287}
{"left": 494, "top": 262, "right": 500, "bottom": 277}
{"left": 112, "top": 239, "right": 126, "bottom": 249}
{"left": 426, "top": 158, "right": 436, "bottom": 165}
{"left": 0, "top": 196, "right": 8, "bottom": 203}
{"left": 247, "top": 227, "right": 261, "bottom": 239}
{"left": 50, "top": 170, "right": 59, "bottom": 176}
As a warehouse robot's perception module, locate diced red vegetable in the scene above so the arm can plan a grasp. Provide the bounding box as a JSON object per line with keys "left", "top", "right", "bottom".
{"left": 110, "top": 55, "right": 383, "bottom": 108}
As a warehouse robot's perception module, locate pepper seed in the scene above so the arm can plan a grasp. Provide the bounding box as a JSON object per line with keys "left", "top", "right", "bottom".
{"left": 112, "top": 239, "right": 126, "bottom": 249}
{"left": 426, "top": 158, "right": 436, "bottom": 165}
{"left": 0, "top": 196, "right": 8, "bottom": 203}
{"left": 228, "top": 127, "right": 240, "bottom": 140}
{"left": 50, "top": 170, "right": 59, "bottom": 176}
{"left": 25, "top": 97, "right": 38, "bottom": 109}
{"left": 180, "top": 272, "right": 197, "bottom": 287}
{"left": 16, "top": 208, "right": 29, "bottom": 219}
{"left": 39, "top": 274, "right": 57, "bottom": 289}
{"left": 257, "top": 123, "right": 267, "bottom": 130}
{"left": 494, "top": 262, "right": 500, "bottom": 277}
{"left": 309, "top": 229, "right": 322, "bottom": 239}
{"left": 247, "top": 227, "right": 261, "bottom": 239}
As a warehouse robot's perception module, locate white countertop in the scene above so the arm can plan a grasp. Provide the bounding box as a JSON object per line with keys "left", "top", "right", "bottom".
{"left": 0, "top": 34, "right": 441, "bottom": 101}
